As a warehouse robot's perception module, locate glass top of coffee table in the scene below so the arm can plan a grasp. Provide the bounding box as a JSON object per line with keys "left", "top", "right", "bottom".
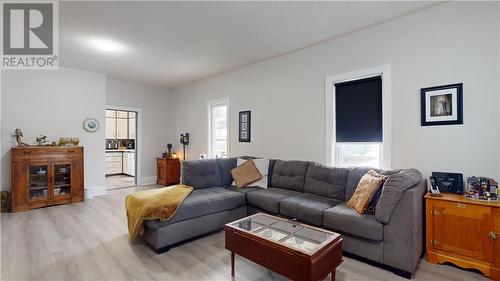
{"left": 227, "top": 213, "right": 339, "bottom": 255}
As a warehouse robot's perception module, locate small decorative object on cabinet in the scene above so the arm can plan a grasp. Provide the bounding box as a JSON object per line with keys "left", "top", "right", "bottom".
{"left": 163, "top": 143, "right": 174, "bottom": 159}
{"left": 10, "top": 146, "right": 84, "bottom": 212}
{"left": 425, "top": 192, "right": 499, "bottom": 280}
{"left": 12, "top": 128, "right": 29, "bottom": 147}
{"left": 157, "top": 158, "right": 180, "bottom": 186}
{"left": 58, "top": 137, "right": 80, "bottom": 147}
{"left": 465, "top": 176, "right": 498, "bottom": 201}
{"left": 35, "top": 135, "right": 48, "bottom": 146}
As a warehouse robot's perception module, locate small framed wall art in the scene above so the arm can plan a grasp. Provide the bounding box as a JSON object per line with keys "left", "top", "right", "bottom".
{"left": 83, "top": 118, "right": 100, "bottom": 132}
{"left": 421, "top": 83, "right": 463, "bottom": 126}
{"left": 239, "top": 111, "right": 251, "bottom": 142}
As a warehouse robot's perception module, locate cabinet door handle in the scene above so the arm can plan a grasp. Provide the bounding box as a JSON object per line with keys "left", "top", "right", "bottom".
{"left": 490, "top": 231, "right": 498, "bottom": 241}
{"left": 22, "top": 151, "right": 31, "bottom": 155}
{"left": 67, "top": 150, "right": 75, "bottom": 153}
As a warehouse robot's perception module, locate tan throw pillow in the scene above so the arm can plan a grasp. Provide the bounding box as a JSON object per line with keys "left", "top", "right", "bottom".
{"left": 231, "top": 159, "right": 262, "bottom": 188}
{"left": 347, "top": 170, "right": 388, "bottom": 214}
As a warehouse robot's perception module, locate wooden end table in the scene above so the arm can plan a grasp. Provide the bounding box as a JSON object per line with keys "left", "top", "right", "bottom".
{"left": 225, "top": 213, "right": 343, "bottom": 281}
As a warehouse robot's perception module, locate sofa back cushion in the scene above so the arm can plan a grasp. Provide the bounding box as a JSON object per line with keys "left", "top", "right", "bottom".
{"left": 345, "top": 167, "right": 401, "bottom": 201}
{"left": 181, "top": 159, "right": 222, "bottom": 189}
{"left": 216, "top": 158, "right": 237, "bottom": 186}
{"left": 304, "top": 162, "right": 348, "bottom": 201}
{"left": 270, "top": 160, "right": 308, "bottom": 192}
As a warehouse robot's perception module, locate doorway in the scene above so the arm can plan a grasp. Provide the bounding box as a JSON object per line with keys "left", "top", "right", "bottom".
{"left": 105, "top": 108, "right": 138, "bottom": 190}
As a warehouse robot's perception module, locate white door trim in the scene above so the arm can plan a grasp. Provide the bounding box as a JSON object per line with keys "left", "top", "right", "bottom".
{"left": 105, "top": 105, "right": 142, "bottom": 185}
{"left": 324, "top": 64, "right": 392, "bottom": 168}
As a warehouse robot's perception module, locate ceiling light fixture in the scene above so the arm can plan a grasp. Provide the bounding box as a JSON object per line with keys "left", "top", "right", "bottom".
{"left": 94, "top": 40, "right": 119, "bottom": 52}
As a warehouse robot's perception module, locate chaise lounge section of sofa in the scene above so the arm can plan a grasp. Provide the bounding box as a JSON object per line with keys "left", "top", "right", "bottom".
{"left": 141, "top": 158, "right": 425, "bottom": 278}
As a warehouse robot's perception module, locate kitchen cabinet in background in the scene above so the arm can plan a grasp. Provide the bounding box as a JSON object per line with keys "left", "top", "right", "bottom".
{"left": 105, "top": 152, "right": 122, "bottom": 175}
{"left": 116, "top": 118, "right": 128, "bottom": 139}
{"left": 106, "top": 110, "right": 136, "bottom": 140}
{"left": 123, "top": 152, "right": 135, "bottom": 176}
{"left": 128, "top": 113, "right": 136, "bottom": 139}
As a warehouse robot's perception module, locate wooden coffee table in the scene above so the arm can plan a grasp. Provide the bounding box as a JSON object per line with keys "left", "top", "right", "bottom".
{"left": 225, "top": 213, "right": 343, "bottom": 281}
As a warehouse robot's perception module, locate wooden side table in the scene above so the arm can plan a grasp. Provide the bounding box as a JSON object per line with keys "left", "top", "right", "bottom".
{"left": 156, "top": 158, "right": 180, "bottom": 186}
{"left": 425, "top": 192, "right": 500, "bottom": 280}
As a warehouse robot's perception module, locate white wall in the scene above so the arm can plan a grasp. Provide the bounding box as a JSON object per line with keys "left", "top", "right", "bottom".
{"left": 170, "top": 2, "right": 500, "bottom": 180}
{"left": 1, "top": 68, "right": 106, "bottom": 195}
{"left": 105, "top": 78, "right": 174, "bottom": 184}
{"left": 1, "top": 71, "right": 173, "bottom": 195}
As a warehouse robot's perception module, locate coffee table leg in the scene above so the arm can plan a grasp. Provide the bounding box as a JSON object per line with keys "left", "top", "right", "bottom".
{"left": 231, "top": 252, "right": 235, "bottom": 277}
{"left": 331, "top": 270, "right": 336, "bottom": 281}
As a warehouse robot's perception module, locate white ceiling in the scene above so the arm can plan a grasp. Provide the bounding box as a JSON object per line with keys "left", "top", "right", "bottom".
{"left": 60, "top": 1, "right": 438, "bottom": 88}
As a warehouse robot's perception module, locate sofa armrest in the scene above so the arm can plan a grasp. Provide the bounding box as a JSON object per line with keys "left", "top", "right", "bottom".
{"left": 382, "top": 180, "right": 426, "bottom": 273}
{"left": 375, "top": 169, "right": 423, "bottom": 224}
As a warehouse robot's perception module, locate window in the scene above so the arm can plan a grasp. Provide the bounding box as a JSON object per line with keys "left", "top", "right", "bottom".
{"left": 325, "top": 65, "right": 391, "bottom": 169}
{"left": 334, "top": 76, "right": 382, "bottom": 168}
{"left": 208, "top": 99, "right": 229, "bottom": 158}
{"left": 335, "top": 143, "right": 382, "bottom": 168}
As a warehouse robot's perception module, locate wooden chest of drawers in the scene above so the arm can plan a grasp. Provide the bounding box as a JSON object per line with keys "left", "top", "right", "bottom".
{"left": 11, "top": 146, "right": 84, "bottom": 212}
{"left": 156, "top": 158, "right": 180, "bottom": 186}
{"left": 425, "top": 193, "right": 500, "bottom": 280}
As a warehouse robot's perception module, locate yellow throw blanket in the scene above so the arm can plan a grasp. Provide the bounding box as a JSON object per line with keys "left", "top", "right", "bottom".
{"left": 125, "top": 184, "right": 193, "bottom": 240}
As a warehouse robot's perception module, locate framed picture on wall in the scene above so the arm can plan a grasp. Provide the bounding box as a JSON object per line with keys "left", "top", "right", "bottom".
{"left": 421, "top": 83, "right": 463, "bottom": 126}
{"left": 239, "top": 111, "right": 251, "bottom": 142}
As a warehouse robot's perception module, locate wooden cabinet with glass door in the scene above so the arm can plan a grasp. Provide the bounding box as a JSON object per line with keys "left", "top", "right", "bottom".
{"left": 10, "top": 146, "right": 84, "bottom": 212}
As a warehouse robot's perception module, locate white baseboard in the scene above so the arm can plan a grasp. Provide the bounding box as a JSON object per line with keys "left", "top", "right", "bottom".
{"left": 138, "top": 176, "right": 156, "bottom": 186}
{"left": 84, "top": 186, "right": 107, "bottom": 199}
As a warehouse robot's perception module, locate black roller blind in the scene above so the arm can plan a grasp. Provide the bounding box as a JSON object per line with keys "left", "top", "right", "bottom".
{"left": 335, "top": 76, "right": 382, "bottom": 142}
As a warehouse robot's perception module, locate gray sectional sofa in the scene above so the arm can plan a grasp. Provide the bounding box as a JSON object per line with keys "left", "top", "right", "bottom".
{"left": 142, "top": 158, "right": 426, "bottom": 278}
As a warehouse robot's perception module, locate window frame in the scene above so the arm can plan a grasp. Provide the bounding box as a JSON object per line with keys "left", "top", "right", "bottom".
{"left": 325, "top": 65, "right": 392, "bottom": 168}
{"left": 207, "top": 98, "right": 230, "bottom": 159}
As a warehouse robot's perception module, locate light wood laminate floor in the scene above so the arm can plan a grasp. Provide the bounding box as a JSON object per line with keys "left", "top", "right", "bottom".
{"left": 0, "top": 186, "right": 488, "bottom": 281}
{"left": 105, "top": 175, "right": 136, "bottom": 190}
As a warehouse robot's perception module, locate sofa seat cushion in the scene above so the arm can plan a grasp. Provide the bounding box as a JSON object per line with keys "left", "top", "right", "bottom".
{"left": 280, "top": 193, "right": 343, "bottom": 226}
{"left": 246, "top": 188, "right": 301, "bottom": 214}
{"left": 323, "top": 203, "right": 383, "bottom": 241}
{"left": 144, "top": 187, "right": 245, "bottom": 229}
